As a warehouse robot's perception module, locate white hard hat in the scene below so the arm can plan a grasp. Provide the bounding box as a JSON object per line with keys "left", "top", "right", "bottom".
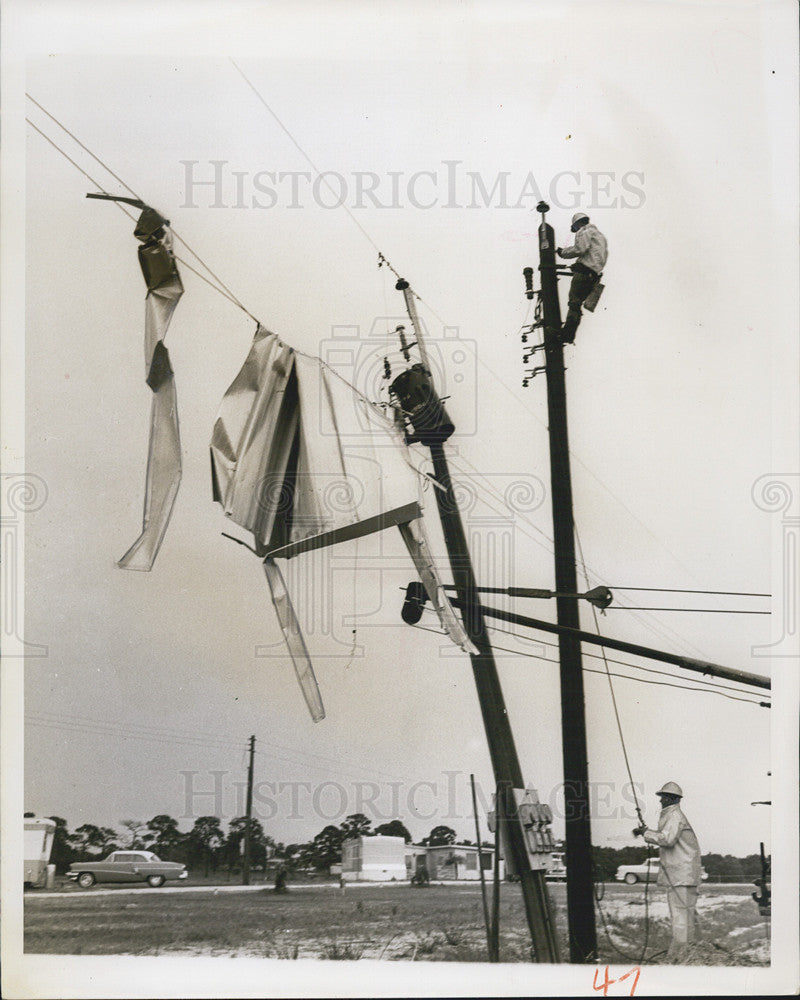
{"left": 657, "top": 781, "right": 683, "bottom": 797}
{"left": 572, "top": 212, "right": 590, "bottom": 226}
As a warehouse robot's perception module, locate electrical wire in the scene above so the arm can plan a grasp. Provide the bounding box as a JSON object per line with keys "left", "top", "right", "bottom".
{"left": 26, "top": 96, "right": 259, "bottom": 323}
{"left": 609, "top": 587, "right": 770, "bottom": 597}
{"left": 408, "top": 621, "right": 768, "bottom": 707}
{"left": 230, "top": 59, "right": 403, "bottom": 283}
{"left": 28, "top": 93, "right": 767, "bottom": 678}
{"left": 605, "top": 607, "right": 770, "bottom": 615}
{"left": 414, "top": 601, "right": 769, "bottom": 700}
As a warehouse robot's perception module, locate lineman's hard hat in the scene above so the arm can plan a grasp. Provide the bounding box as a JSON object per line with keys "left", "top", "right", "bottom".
{"left": 571, "top": 212, "right": 590, "bottom": 231}
{"left": 657, "top": 781, "right": 683, "bottom": 797}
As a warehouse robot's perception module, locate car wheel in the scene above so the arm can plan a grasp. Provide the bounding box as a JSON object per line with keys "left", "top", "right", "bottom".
{"left": 624, "top": 872, "right": 638, "bottom": 885}
{"left": 77, "top": 872, "right": 96, "bottom": 888}
{"left": 147, "top": 875, "right": 165, "bottom": 888}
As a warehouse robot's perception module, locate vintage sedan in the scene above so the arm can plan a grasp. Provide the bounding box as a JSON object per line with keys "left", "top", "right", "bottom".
{"left": 67, "top": 850, "right": 188, "bottom": 888}
{"left": 615, "top": 857, "right": 708, "bottom": 885}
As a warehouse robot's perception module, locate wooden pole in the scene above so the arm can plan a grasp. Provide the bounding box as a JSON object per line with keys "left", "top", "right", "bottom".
{"left": 491, "top": 784, "right": 502, "bottom": 962}
{"left": 536, "top": 201, "right": 597, "bottom": 962}
{"left": 395, "top": 279, "right": 560, "bottom": 962}
{"left": 242, "top": 734, "right": 255, "bottom": 885}
{"left": 471, "top": 773, "right": 494, "bottom": 961}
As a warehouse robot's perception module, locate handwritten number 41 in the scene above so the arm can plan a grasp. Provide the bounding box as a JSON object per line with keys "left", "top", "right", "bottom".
{"left": 592, "top": 966, "right": 641, "bottom": 997}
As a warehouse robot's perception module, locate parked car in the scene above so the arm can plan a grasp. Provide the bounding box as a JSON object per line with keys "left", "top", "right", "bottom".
{"left": 67, "top": 851, "right": 188, "bottom": 888}
{"left": 545, "top": 851, "right": 567, "bottom": 882}
{"left": 615, "top": 857, "right": 707, "bottom": 885}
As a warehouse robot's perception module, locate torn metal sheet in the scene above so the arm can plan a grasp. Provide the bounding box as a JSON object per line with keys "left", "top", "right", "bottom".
{"left": 399, "top": 519, "right": 479, "bottom": 655}
{"left": 212, "top": 325, "right": 475, "bottom": 720}
{"left": 118, "top": 358, "right": 181, "bottom": 570}
{"left": 211, "top": 327, "right": 421, "bottom": 556}
{"left": 117, "top": 208, "right": 183, "bottom": 571}
{"left": 263, "top": 558, "right": 325, "bottom": 722}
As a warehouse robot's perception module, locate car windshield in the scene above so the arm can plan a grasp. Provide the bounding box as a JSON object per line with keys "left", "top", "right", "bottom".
{"left": 148, "top": 854, "right": 161, "bottom": 862}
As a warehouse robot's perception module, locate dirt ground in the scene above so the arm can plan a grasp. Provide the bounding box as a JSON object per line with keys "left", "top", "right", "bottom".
{"left": 24, "top": 880, "right": 770, "bottom": 965}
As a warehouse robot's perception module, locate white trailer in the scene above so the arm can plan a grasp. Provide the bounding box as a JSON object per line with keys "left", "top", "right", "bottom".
{"left": 24, "top": 816, "right": 56, "bottom": 888}
{"left": 341, "top": 835, "right": 407, "bottom": 882}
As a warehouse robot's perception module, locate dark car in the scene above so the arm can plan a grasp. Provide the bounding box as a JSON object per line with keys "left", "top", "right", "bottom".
{"left": 67, "top": 850, "right": 188, "bottom": 888}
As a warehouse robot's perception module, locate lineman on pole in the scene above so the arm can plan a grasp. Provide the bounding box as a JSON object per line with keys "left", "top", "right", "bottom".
{"left": 556, "top": 213, "right": 608, "bottom": 343}
{"left": 634, "top": 781, "right": 702, "bottom": 960}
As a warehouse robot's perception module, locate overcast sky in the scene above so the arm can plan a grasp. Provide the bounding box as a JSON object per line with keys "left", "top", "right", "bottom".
{"left": 3, "top": 3, "right": 799, "bottom": 993}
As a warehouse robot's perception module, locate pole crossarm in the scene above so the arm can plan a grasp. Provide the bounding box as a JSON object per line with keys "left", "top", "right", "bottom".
{"left": 449, "top": 599, "right": 772, "bottom": 692}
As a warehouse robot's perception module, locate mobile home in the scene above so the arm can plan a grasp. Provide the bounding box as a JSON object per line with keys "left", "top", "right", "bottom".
{"left": 341, "top": 835, "right": 407, "bottom": 882}
{"left": 24, "top": 816, "right": 56, "bottom": 888}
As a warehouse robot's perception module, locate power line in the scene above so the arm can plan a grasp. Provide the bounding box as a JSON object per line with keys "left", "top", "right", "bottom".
{"left": 417, "top": 603, "right": 769, "bottom": 698}
{"left": 606, "top": 607, "right": 770, "bottom": 615}
{"left": 229, "top": 59, "right": 402, "bottom": 282}
{"left": 609, "top": 587, "right": 770, "bottom": 598}
{"left": 26, "top": 99, "right": 259, "bottom": 323}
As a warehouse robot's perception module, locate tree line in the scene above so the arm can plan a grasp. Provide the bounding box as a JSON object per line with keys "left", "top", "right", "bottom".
{"left": 36, "top": 811, "right": 467, "bottom": 876}
{"left": 36, "top": 812, "right": 766, "bottom": 883}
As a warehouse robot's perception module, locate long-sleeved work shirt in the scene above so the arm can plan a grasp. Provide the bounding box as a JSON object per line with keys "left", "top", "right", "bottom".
{"left": 643, "top": 803, "right": 701, "bottom": 887}
{"left": 559, "top": 223, "right": 608, "bottom": 275}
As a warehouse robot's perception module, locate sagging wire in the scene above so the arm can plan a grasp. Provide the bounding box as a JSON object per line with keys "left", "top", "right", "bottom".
{"left": 573, "top": 523, "right": 656, "bottom": 965}
{"left": 26, "top": 95, "right": 260, "bottom": 324}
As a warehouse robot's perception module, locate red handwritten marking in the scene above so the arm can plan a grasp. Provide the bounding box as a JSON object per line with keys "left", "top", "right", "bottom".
{"left": 618, "top": 966, "right": 641, "bottom": 997}
{"left": 592, "top": 966, "right": 613, "bottom": 997}
{"left": 592, "top": 966, "right": 641, "bottom": 998}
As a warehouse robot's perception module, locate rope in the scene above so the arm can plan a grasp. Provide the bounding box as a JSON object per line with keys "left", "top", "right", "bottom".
{"left": 574, "top": 522, "right": 655, "bottom": 964}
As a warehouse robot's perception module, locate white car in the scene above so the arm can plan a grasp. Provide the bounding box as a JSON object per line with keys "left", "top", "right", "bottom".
{"left": 545, "top": 851, "right": 567, "bottom": 882}
{"left": 615, "top": 857, "right": 707, "bottom": 885}
{"left": 616, "top": 857, "right": 660, "bottom": 884}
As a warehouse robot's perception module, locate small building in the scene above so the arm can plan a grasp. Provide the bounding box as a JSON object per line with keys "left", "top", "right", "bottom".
{"left": 341, "top": 835, "right": 407, "bottom": 882}
{"left": 343, "top": 835, "right": 504, "bottom": 882}
{"left": 424, "top": 843, "right": 503, "bottom": 881}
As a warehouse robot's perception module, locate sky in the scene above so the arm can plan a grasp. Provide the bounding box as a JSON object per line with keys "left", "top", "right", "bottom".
{"left": 2, "top": 0, "right": 799, "bottom": 993}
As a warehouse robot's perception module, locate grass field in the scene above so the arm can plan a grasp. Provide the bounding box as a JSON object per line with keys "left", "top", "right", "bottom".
{"left": 24, "top": 882, "right": 770, "bottom": 965}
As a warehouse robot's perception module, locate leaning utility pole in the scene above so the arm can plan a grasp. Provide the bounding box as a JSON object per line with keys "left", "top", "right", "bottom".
{"left": 242, "top": 733, "right": 255, "bottom": 886}
{"left": 535, "top": 200, "right": 597, "bottom": 962}
{"left": 392, "top": 279, "right": 560, "bottom": 963}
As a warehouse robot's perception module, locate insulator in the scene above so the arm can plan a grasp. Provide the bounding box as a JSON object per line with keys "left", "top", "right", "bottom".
{"left": 401, "top": 580, "right": 428, "bottom": 624}
{"left": 523, "top": 266, "right": 534, "bottom": 300}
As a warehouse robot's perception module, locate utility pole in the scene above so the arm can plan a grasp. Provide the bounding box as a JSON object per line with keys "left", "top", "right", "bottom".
{"left": 392, "top": 279, "right": 560, "bottom": 963}
{"left": 535, "top": 200, "right": 597, "bottom": 962}
{"left": 242, "top": 733, "right": 255, "bottom": 886}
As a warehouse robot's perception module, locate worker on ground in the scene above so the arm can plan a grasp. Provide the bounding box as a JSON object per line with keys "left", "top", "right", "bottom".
{"left": 556, "top": 213, "right": 608, "bottom": 343}
{"left": 633, "top": 781, "right": 702, "bottom": 961}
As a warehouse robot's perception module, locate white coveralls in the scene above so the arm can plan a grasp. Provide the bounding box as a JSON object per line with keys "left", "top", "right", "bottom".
{"left": 643, "top": 803, "right": 701, "bottom": 957}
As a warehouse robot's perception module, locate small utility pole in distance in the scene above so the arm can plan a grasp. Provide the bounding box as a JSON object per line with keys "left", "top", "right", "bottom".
{"left": 242, "top": 734, "right": 255, "bottom": 886}
{"left": 535, "top": 200, "right": 597, "bottom": 962}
